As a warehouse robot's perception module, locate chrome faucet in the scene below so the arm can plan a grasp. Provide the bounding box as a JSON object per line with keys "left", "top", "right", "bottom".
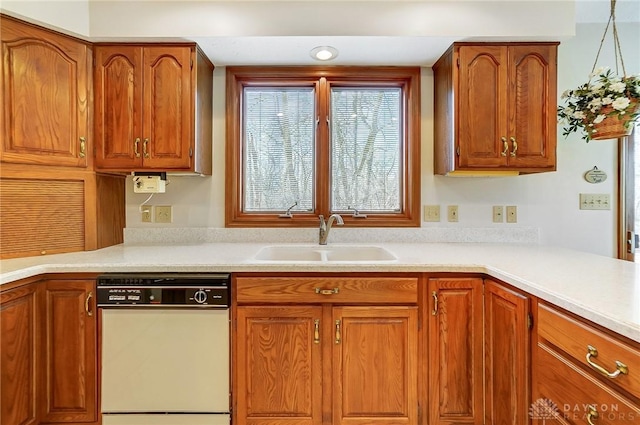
{"left": 319, "top": 214, "right": 344, "bottom": 245}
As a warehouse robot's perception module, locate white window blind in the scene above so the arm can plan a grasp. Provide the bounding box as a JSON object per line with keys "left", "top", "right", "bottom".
{"left": 242, "top": 88, "right": 315, "bottom": 212}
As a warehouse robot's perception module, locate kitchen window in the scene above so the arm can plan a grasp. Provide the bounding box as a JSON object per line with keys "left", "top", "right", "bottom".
{"left": 225, "top": 67, "right": 421, "bottom": 227}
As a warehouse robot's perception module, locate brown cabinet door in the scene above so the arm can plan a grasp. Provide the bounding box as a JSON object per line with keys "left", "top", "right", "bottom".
{"left": 0, "top": 283, "right": 39, "bottom": 425}
{"left": 457, "top": 45, "right": 508, "bottom": 169}
{"left": 40, "top": 280, "right": 97, "bottom": 423}
{"left": 142, "top": 46, "right": 193, "bottom": 170}
{"left": 507, "top": 45, "right": 557, "bottom": 169}
{"left": 428, "top": 277, "right": 484, "bottom": 425}
{"left": 484, "top": 279, "right": 530, "bottom": 425}
{"left": 332, "top": 306, "right": 418, "bottom": 425}
{"left": 1, "top": 17, "right": 90, "bottom": 168}
{"left": 235, "top": 306, "right": 323, "bottom": 425}
{"left": 94, "top": 45, "right": 143, "bottom": 169}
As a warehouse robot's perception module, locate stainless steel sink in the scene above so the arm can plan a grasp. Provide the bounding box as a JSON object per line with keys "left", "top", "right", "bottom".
{"left": 253, "top": 245, "right": 396, "bottom": 262}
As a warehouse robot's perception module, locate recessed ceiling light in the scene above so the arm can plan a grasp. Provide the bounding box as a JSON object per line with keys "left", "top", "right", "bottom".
{"left": 310, "top": 46, "right": 338, "bottom": 61}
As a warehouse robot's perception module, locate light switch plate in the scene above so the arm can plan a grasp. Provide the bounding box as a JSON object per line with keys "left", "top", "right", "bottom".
{"left": 579, "top": 193, "right": 611, "bottom": 210}
{"left": 155, "top": 205, "right": 172, "bottom": 223}
{"left": 424, "top": 205, "right": 441, "bottom": 222}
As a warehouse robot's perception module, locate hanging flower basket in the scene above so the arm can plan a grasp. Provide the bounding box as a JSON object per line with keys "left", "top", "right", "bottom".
{"left": 557, "top": 0, "right": 640, "bottom": 142}
{"left": 558, "top": 69, "right": 640, "bottom": 142}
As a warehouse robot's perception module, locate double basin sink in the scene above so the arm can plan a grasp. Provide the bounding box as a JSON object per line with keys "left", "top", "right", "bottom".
{"left": 254, "top": 245, "right": 397, "bottom": 262}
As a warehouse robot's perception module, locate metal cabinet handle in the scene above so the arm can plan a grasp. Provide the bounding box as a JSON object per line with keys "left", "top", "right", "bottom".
{"left": 586, "top": 345, "right": 629, "bottom": 378}
{"left": 134, "top": 138, "right": 141, "bottom": 158}
{"left": 315, "top": 287, "right": 339, "bottom": 295}
{"left": 313, "top": 319, "right": 320, "bottom": 344}
{"left": 432, "top": 291, "right": 438, "bottom": 315}
{"left": 85, "top": 291, "right": 93, "bottom": 317}
{"left": 143, "top": 138, "right": 150, "bottom": 158}
{"left": 501, "top": 137, "right": 508, "bottom": 157}
{"left": 335, "top": 320, "right": 341, "bottom": 344}
{"left": 587, "top": 405, "right": 599, "bottom": 425}
{"left": 79, "top": 137, "right": 86, "bottom": 158}
{"left": 510, "top": 137, "right": 518, "bottom": 157}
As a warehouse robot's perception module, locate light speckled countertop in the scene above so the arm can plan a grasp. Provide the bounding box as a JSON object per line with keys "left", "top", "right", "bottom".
{"left": 1, "top": 242, "right": 639, "bottom": 343}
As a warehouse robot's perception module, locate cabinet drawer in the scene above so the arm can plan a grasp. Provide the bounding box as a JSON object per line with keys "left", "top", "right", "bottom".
{"left": 235, "top": 276, "right": 418, "bottom": 304}
{"left": 536, "top": 343, "right": 640, "bottom": 424}
{"left": 538, "top": 303, "right": 640, "bottom": 400}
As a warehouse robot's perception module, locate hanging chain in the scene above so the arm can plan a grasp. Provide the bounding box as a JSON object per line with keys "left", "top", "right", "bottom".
{"left": 591, "top": 0, "right": 628, "bottom": 77}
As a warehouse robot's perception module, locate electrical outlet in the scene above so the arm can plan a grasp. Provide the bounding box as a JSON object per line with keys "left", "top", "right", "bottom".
{"left": 424, "top": 205, "right": 441, "bottom": 222}
{"left": 447, "top": 205, "right": 459, "bottom": 222}
{"left": 579, "top": 193, "right": 611, "bottom": 210}
{"left": 141, "top": 206, "right": 152, "bottom": 223}
{"left": 155, "top": 205, "right": 172, "bottom": 223}
{"left": 492, "top": 206, "right": 504, "bottom": 223}
{"left": 506, "top": 206, "right": 517, "bottom": 223}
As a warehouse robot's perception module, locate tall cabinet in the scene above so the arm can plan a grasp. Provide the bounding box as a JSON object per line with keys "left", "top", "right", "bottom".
{"left": 433, "top": 42, "right": 558, "bottom": 175}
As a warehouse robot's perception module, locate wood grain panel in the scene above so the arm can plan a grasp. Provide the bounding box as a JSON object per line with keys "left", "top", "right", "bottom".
{"left": 538, "top": 303, "right": 640, "bottom": 400}
{"left": 0, "top": 282, "right": 39, "bottom": 425}
{"left": 535, "top": 343, "right": 640, "bottom": 424}
{"left": 333, "top": 306, "right": 418, "bottom": 425}
{"left": 1, "top": 15, "right": 90, "bottom": 168}
{"left": 484, "top": 280, "right": 530, "bottom": 425}
{"left": 428, "top": 277, "right": 483, "bottom": 425}
{"left": 235, "top": 306, "right": 323, "bottom": 425}
{"left": 96, "top": 173, "right": 125, "bottom": 248}
{"left": 236, "top": 276, "right": 418, "bottom": 304}
{"left": 0, "top": 178, "right": 85, "bottom": 257}
{"left": 41, "top": 280, "right": 96, "bottom": 423}
{"left": 143, "top": 46, "right": 192, "bottom": 170}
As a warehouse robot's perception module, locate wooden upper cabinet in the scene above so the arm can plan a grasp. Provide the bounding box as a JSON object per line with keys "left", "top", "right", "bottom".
{"left": 94, "top": 43, "right": 213, "bottom": 174}
{"left": 433, "top": 42, "right": 558, "bottom": 175}
{"left": 0, "top": 15, "right": 90, "bottom": 168}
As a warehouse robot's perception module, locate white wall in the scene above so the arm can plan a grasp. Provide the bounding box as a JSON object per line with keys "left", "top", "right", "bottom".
{"left": 1, "top": 0, "right": 90, "bottom": 37}
{"left": 125, "top": 21, "right": 639, "bottom": 258}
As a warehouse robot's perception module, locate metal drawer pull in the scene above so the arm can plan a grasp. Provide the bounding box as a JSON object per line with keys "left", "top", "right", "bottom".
{"left": 510, "top": 137, "right": 518, "bottom": 157}
{"left": 586, "top": 345, "right": 629, "bottom": 378}
{"left": 85, "top": 291, "right": 93, "bottom": 316}
{"left": 335, "top": 320, "right": 341, "bottom": 344}
{"left": 143, "top": 138, "right": 150, "bottom": 158}
{"left": 134, "top": 138, "right": 141, "bottom": 158}
{"left": 432, "top": 291, "right": 438, "bottom": 315}
{"left": 313, "top": 319, "right": 320, "bottom": 344}
{"left": 501, "top": 137, "right": 508, "bottom": 157}
{"left": 315, "top": 287, "right": 339, "bottom": 295}
{"left": 587, "top": 405, "right": 599, "bottom": 425}
{"left": 79, "top": 137, "right": 86, "bottom": 158}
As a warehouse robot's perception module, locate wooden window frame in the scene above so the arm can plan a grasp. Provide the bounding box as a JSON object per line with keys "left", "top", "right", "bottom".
{"left": 225, "top": 66, "right": 421, "bottom": 228}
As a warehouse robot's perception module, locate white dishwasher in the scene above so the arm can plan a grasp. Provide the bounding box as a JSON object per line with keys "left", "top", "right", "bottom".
{"left": 97, "top": 274, "right": 230, "bottom": 425}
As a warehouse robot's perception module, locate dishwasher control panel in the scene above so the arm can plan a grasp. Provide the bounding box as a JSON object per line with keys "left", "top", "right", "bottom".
{"left": 97, "top": 273, "right": 230, "bottom": 307}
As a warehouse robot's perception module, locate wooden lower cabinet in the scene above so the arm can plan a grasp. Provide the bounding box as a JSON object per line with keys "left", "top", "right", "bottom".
{"left": 428, "top": 277, "right": 484, "bottom": 425}
{"left": 233, "top": 274, "right": 419, "bottom": 425}
{"left": 484, "top": 279, "right": 530, "bottom": 425}
{"left": 41, "top": 280, "right": 97, "bottom": 424}
{"left": 534, "top": 302, "right": 640, "bottom": 424}
{"left": 0, "top": 282, "right": 39, "bottom": 425}
{"left": 0, "top": 278, "right": 98, "bottom": 425}
{"left": 427, "top": 277, "right": 531, "bottom": 425}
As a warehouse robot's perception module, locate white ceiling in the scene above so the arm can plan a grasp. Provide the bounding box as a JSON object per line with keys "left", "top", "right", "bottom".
{"left": 3, "top": 0, "right": 639, "bottom": 66}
